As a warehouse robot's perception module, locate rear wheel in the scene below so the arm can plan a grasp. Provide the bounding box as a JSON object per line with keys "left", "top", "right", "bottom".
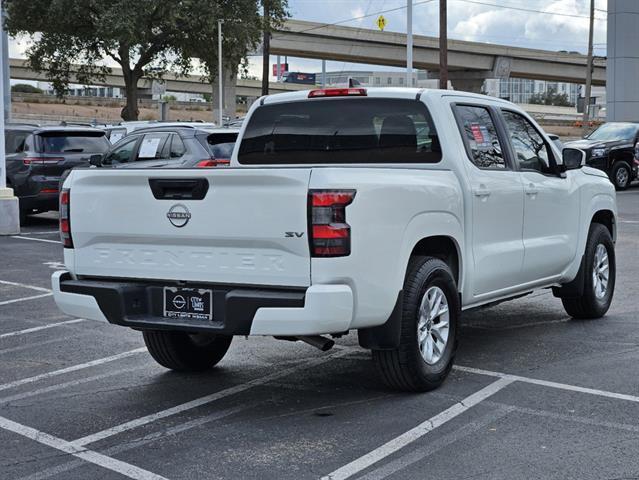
{"left": 143, "top": 330, "right": 232, "bottom": 372}
{"left": 562, "top": 223, "right": 615, "bottom": 319}
{"left": 611, "top": 161, "right": 631, "bottom": 190}
{"left": 372, "top": 257, "right": 459, "bottom": 392}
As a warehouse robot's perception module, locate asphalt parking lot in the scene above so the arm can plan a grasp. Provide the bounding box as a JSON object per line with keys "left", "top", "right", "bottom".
{"left": 0, "top": 187, "right": 637, "bottom": 480}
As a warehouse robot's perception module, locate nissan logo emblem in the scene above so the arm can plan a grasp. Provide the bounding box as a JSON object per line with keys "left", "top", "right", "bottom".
{"left": 167, "top": 204, "right": 191, "bottom": 228}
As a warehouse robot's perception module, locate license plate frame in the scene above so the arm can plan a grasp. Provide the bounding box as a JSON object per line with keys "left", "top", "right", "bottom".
{"left": 163, "top": 287, "right": 213, "bottom": 321}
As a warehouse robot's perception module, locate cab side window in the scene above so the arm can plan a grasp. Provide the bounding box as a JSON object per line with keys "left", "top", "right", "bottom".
{"left": 455, "top": 105, "right": 506, "bottom": 169}
{"left": 103, "top": 136, "right": 139, "bottom": 165}
{"left": 501, "top": 110, "right": 553, "bottom": 174}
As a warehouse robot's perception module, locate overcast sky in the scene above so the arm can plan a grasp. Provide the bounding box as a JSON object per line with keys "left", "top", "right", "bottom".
{"left": 9, "top": 0, "right": 608, "bottom": 80}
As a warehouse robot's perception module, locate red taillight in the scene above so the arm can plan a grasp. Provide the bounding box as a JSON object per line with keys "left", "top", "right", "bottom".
{"left": 308, "top": 88, "right": 367, "bottom": 98}
{"left": 23, "top": 157, "right": 64, "bottom": 165}
{"left": 308, "top": 189, "right": 355, "bottom": 257}
{"left": 40, "top": 188, "right": 58, "bottom": 194}
{"left": 196, "top": 159, "right": 230, "bottom": 168}
{"left": 59, "top": 189, "right": 73, "bottom": 248}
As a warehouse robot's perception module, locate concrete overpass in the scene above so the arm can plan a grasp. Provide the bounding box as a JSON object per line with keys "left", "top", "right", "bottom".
{"left": 271, "top": 19, "right": 606, "bottom": 91}
{"left": 8, "top": 58, "right": 307, "bottom": 97}
{"left": 9, "top": 18, "right": 606, "bottom": 97}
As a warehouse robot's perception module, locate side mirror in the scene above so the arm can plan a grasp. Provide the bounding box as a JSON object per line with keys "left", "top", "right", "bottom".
{"left": 89, "top": 154, "right": 104, "bottom": 167}
{"left": 561, "top": 148, "right": 586, "bottom": 171}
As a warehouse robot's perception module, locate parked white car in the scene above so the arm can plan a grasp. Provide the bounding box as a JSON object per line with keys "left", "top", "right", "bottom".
{"left": 52, "top": 88, "right": 617, "bottom": 392}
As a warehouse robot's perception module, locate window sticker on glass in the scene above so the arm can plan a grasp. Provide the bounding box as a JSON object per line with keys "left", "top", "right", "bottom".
{"left": 139, "top": 137, "right": 162, "bottom": 158}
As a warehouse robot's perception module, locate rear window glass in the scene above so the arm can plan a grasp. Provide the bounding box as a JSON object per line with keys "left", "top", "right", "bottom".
{"left": 39, "top": 132, "right": 110, "bottom": 154}
{"left": 238, "top": 98, "right": 441, "bottom": 165}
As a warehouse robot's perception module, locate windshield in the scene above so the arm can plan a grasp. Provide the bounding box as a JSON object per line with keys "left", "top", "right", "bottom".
{"left": 40, "top": 132, "right": 110, "bottom": 153}
{"left": 238, "top": 98, "right": 441, "bottom": 165}
{"left": 586, "top": 123, "right": 639, "bottom": 142}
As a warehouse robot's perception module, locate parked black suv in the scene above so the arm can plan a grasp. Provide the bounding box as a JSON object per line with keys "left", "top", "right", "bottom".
{"left": 4, "top": 124, "right": 110, "bottom": 221}
{"left": 565, "top": 122, "right": 639, "bottom": 190}
{"left": 93, "top": 125, "right": 239, "bottom": 168}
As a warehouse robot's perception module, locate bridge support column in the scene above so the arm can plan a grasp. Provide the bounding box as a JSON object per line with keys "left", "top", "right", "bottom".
{"left": 212, "top": 64, "right": 238, "bottom": 124}
{"left": 450, "top": 77, "right": 485, "bottom": 93}
{"left": 607, "top": 0, "right": 639, "bottom": 121}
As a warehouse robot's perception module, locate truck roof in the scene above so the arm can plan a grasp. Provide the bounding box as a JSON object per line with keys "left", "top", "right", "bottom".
{"left": 259, "top": 87, "right": 515, "bottom": 107}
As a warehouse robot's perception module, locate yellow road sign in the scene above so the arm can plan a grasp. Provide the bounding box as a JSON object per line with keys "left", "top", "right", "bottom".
{"left": 376, "top": 15, "right": 386, "bottom": 31}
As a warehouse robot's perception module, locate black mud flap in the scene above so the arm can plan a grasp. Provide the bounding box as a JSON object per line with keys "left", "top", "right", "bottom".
{"left": 552, "top": 254, "right": 586, "bottom": 298}
{"left": 357, "top": 291, "right": 403, "bottom": 350}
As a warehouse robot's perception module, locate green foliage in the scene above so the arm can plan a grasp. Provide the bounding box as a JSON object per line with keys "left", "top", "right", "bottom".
{"left": 11, "top": 83, "right": 44, "bottom": 94}
{"left": 4, "top": 0, "right": 289, "bottom": 120}
{"left": 528, "top": 87, "right": 573, "bottom": 107}
{"left": 162, "top": 94, "right": 177, "bottom": 102}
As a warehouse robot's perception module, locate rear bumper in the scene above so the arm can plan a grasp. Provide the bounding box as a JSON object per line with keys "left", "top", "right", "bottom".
{"left": 51, "top": 271, "right": 353, "bottom": 336}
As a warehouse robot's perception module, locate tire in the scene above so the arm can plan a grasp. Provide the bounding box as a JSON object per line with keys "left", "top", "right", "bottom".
{"left": 611, "top": 161, "right": 631, "bottom": 190}
{"left": 143, "top": 330, "right": 232, "bottom": 372}
{"left": 372, "top": 257, "right": 460, "bottom": 392}
{"left": 562, "top": 223, "right": 615, "bottom": 319}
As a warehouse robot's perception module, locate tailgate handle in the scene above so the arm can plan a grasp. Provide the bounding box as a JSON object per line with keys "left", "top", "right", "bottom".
{"left": 148, "top": 178, "right": 209, "bottom": 200}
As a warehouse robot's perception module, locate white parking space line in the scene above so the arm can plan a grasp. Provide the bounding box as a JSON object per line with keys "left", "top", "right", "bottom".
{"left": 322, "top": 377, "right": 515, "bottom": 480}
{"left": 620, "top": 220, "right": 639, "bottom": 224}
{"left": 0, "top": 415, "right": 167, "bottom": 480}
{"left": 0, "top": 348, "right": 147, "bottom": 393}
{"left": 454, "top": 365, "right": 639, "bottom": 403}
{"left": 10, "top": 235, "right": 61, "bottom": 244}
{"left": 0, "top": 319, "right": 85, "bottom": 339}
{"left": 0, "top": 279, "right": 52, "bottom": 293}
{"left": 0, "top": 365, "right": 147, "bottom": 406}
{"left": 73, "top": 349, "right": 352, "bottom": 447}
{"left": 0, "top": 293, "right": 53, "bottom": 306}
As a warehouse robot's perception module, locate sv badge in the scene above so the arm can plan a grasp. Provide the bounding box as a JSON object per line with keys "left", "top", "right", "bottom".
{"left": 285, "top": 232, "right": 305, "bottom": 238}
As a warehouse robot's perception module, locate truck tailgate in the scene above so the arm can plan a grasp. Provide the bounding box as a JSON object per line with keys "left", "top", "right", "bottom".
{"left": 68, "top": 168, "right": 312, "bottom": 287}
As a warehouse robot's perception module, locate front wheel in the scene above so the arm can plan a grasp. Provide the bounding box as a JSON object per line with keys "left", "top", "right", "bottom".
{"left": 562, "top": 223, "right": 615, "bottom": 319}
{"left": 372, "top": 257, "right": 459, "bottom": 392}
{"left": 143, "top": 330, "right": 232, "bottom": 372}
{"left": 611, "top": 161, "right": 631, "bottom": 190}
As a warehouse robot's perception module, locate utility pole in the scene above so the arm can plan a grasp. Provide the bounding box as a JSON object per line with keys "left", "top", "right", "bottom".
{"left": 1, "top": 3, "right": 8, "bottom": 123}
{"left": 439, "top": 0, "right": 448, "bottom": 90}
{"left": 582, "top": 0, "right": 595, "bottom": 126}
{"left": 406, "top": 0, "right": 413, "bottom": 87}
{"left": 217, "top": 19, "right": 224, "bottom": 126}
{"left": 261, "top": 0, "right": 270, "bottom": 96}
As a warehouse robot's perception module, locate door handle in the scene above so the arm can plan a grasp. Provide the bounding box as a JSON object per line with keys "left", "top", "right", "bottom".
{"left": 525, "top": 183, "right": 539, "bottom": 195}
{"left": 473, "top": 186, "right": 491, "bottom": 198}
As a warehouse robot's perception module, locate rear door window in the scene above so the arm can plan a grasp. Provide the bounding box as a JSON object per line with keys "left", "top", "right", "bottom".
{"left": 238, "top": 98, "right": 441, "bottom": 164}
{"left": 5, "top": 130, "right": 30, "bottom": 154}
{"left": 454, "top": 105, "right": 506, "bottom": 169}
{"left": 40, "top": 132, "right": 110, "bottom": 154}
{"left": 137, "top": 133, "right": 170, "bottom": 161}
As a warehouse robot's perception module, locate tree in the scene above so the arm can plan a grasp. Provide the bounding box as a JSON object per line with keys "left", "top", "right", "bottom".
{"left": 528, "top": 87, "right": 574, "bottom": 107}
{"left": 4, "top": 0, "right": 288, "bottom": 121}
{"left": 179, "top": 0, "right": 288, "bottom": 113}
{"left": 11, "top": 83, "right": 43, "bottom": 94}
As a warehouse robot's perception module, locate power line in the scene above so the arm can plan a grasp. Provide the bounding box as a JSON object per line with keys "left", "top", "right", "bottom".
{"left": 454, "top": 0, "right": 607, "bottom": 20}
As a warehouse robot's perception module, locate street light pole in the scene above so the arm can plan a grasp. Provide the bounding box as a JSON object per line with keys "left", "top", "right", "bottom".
{"left": 217, "top": 19, "right": 224, "bottom": 126}
{"left": 582, "top": 0, "right": 595, "bottom": 126}
{"left": 406, "top": 0, "right": 413, "bottom": 88}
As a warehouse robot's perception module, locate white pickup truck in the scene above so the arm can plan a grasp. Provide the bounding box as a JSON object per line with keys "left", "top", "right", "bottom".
{"left": 52, "top": 88, "right": 617, "bottom": 392}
